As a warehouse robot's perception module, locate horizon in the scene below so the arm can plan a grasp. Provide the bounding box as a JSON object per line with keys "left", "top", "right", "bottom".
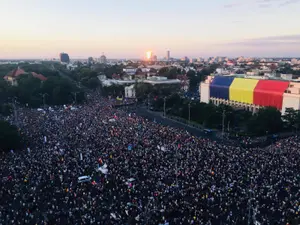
{"left": 0, "top": 55, "right": 300, "bottom": 61}
{"left": 1, "top": 0, "right": 300, "bottom": 59}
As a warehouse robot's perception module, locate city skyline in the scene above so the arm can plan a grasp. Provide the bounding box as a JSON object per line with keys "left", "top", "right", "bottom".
{"left": 0, "top": 0, "right": 300, "bottom": 59}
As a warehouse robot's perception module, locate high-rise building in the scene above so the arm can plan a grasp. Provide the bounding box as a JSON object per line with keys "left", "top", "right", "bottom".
{"left": 166, "top": 50, "right": 170, "bottom": 61}
{"left": 99, "top": 54, "right": 107, "bottom": 64}
{"left": 60, "top": 53, "right": 70, "bottom": 63}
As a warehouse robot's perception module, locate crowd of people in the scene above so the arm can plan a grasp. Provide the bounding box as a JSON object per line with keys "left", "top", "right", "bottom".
{"left": 0, "top": 94, "right": 299, "bottom": 225}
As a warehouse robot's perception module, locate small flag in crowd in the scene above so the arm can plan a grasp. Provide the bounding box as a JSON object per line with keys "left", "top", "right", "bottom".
{"left": 97, "top": 163, "right": 108, "bottom": 174}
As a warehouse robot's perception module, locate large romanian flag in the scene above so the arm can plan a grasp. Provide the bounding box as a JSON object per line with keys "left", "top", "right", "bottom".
{"left": 209, "top": 76, "right": 289, "bottom": 109}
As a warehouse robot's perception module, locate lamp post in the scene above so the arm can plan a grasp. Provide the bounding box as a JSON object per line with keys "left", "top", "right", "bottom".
{"left": 163, "top": 97, "right": 166, "bottom": 117}
{"left": 40, "top": 93, "right": 48, "bottom": 108}
{"left": 72, "top": 92, "right": 79, "bottom": 104}
{"left": 188, "top": 102, "right": 191, "bottom": 123}
{"left": 222, "top": 109, "right": 225, "bottom": 138}
{"left": 12, "top": 97, "right": 18, "bottom": 126}
{"left": 147, "top": 94, "right": 150, "bottom": 110}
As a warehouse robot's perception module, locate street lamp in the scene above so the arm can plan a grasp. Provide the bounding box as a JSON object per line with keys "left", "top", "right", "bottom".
{"left": 147, "top": 94, "right": 150, "bottom": 110}
{"left": 72, "top": 92, "right": 80, "bottom": 104}
{"left": 163, "top": 97, "right": 166, "bottom": 117}
{"left": 11, "top": 97, "right": 19, "bottom": 126}
{"left": 222, "top": 109, "right": 225, "bottom": 138}
{"left": 40, "top": 93, "right": 48, "bottom": 108}
{"left": 188, "top": 102, "right": 191, "bottom": 123}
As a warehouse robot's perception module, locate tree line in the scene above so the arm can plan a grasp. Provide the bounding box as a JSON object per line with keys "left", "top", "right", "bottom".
{"left": 0, "top": 63, "right": 87, "bottom": 153}
{"left": 148, "top": 92, "right": 300, "bottom": 137}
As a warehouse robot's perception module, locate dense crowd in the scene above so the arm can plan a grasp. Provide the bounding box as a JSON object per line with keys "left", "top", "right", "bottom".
{"left": 0, "top": 95, "right": 300, "bottom": 225}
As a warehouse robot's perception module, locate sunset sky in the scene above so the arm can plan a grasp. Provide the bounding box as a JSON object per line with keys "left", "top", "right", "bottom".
{"left": 0, "top": 0, "right": 299, "bottom": 59}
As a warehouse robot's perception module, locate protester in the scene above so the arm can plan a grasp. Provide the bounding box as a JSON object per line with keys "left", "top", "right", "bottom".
{"left": 0, "top": 94, "right": 299, "bottom": 225}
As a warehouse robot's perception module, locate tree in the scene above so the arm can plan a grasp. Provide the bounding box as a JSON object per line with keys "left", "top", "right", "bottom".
{"left": 186, "top": 70, "right": 196, "bottom": 78}
{"left": 202, "top": 103, "right": 220, "bottom": 128}
{"left": 0, "top": 80, "right": 10, "bottom": 103}
{"left": 277, "top": 63, "right": 293, "bottom": 74}
{"left": 0, "top": 104, "right": 13, "bottom": 116}
{"left": 41, "top": 76, "right": 83, "bottom": 105}
{"left": 282, "top": 108, "right": 300, "bottom": 132}
{"left": 135, "top": 68, "right": 142, "bottom": 75}
{"left": 16, "top": 75, "right": 43, "bottom": 107}
{"left": 167, "top": 68, "right": 178, "bottom": 79}
{"left": 19, "top": 63, "right": 59, "bottom": 77}
{"left": 135, "top": 83, "right": 152, "bottom": 100}
{"left": 86, "top": 77, "right": 100, "bottom": 89}
{"left": 149, "top": 68, "right": 157, "bottom": 73}
{"left": 0, "top": 120, "right": 21, "bottom": 152}
{"left": 247, "top": 107, "right": 283, "bottom": 135}
{"left": 103, "top": 65, "right": 124, "bottom": 79}
{"left": 158, "top": 67, "right": 168, "bottom": 76}
{"left": 0, "top": 64, "right": 19, "bottom": 77}
{"left": 102, "top": 84, "right": 125, "bottom": 97}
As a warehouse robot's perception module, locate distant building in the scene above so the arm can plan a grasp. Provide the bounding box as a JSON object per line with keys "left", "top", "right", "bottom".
{"left": 125, "top": 85, "right": 136, "bottom": 98}
{"left": 226, "top": 60, "right": 235, "bottom": 66}
{"left": 123, "top": 66, "right": 137, "bottom": 75}
{"left": 197, "top": 57, "right": 204, "bottom": 62}
{"left": 190, "top": 58, "right": 197, "bottom": 63}
{"left": 67, "top": 64, "right": 78, "bottom": 71}
{"left": 281, "top": 74, "right": 293, "bottom": 80}
{"left": 200, "top": 75, "right": 300, "bottom": 115}
{"left": 99, "top": 54, "right": 107, "bottom": 64}
{"left": 152, "top": 55, "right": 158, "bottom": 62}
{"left": 166, "top": 51, "right": 170, "bottom": 61}
{"left": 181, "top": 56, "right": 189, "bottom": 62}
{"left": 3, "top": 67, "right": 26, "bottom": 86}
{"left": 291, "top": 58, "right": 300, "bottom": 65}
{"left": 4, "top": 67, "right": 47, "bottom": 86}
{"left": 60, "top": 53, "right": 70, "bottom": 63}
{"left": 88, "top": 57, "right": 94, "bottom": 64}
{"left": 31, "top": 72, "right": 47, "bottom": 81}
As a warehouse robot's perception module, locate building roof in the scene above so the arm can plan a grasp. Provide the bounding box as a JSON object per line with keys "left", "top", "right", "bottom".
{"left": 6, "top": 68, "right": 26, "bottom": 78}
{"left": 32, "top": 72, "right": 47, "bottom": 81}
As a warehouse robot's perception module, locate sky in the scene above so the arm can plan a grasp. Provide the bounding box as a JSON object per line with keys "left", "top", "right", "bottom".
{"left": 0, "top": 0, "right": 299, "bottom": 59}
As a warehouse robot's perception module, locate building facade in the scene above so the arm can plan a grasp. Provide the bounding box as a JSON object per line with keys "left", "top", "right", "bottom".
{"left": 99, "top": 54, "right": 107, "bottom": 64}
{"left": 166, "top": 51, "right": 170, "bottom": 61}
{"left": 200, "top": 76, "right": 300, "bottom": 114}
{"left": 125, "top": 85, "right": 136, "bottom": 98}
{"left": 60, "top": 53, "right": 70, "bottom": 63}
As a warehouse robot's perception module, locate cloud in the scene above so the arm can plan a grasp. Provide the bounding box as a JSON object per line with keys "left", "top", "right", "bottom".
{"left": 224, "top": 3, "right": 242, "bottom": 8}
{"left": 279, "top": 0, "right": 300, "bottom": 6}
{"left": 224, "top": 35, "right": 300, "bottom": 47}
{"left": 259, "top": 35, "right": 300, "bottom": 41}
{"left": 258, "top": 3, "right": 272, "bottom": 7}
{"left": 223, "top": 0, "right": 299, "bottom": 8}
{"left": 217, "top": 35, "right": 300, "bottom": 57}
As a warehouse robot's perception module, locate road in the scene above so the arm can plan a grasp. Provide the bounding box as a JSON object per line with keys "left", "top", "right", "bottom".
{"left": 134, "top": 107, "right": 223, "bottom": 141}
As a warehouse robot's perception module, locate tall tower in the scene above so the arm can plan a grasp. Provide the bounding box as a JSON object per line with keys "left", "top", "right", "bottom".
{"left": 166, "top": 50, "right": 170, "bottom": 61}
